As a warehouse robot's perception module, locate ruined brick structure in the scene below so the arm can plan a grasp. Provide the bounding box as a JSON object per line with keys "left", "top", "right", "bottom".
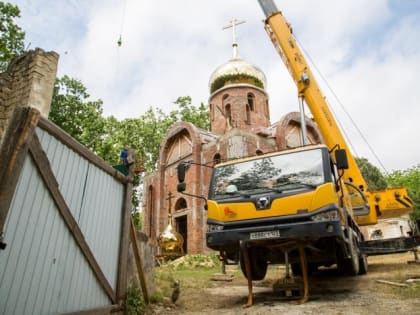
{"left": 0, "top": 48, "right": 58, "bottom": 143}
{"left": 143, "top": 42, "right": 322, "bottom": 254}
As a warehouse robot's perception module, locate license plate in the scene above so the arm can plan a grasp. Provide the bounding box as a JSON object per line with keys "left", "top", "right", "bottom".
{"left": 250, "top": 230, "right": 280, "bottom": 240}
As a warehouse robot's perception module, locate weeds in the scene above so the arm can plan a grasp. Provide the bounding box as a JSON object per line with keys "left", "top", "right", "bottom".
{"left": 125, "top": 285, "right": 145, "bottom": 315}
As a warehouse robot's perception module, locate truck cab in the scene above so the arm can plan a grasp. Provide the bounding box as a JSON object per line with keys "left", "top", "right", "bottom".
{"left": 205, "top": 144, "right": 366, "bottom": 279}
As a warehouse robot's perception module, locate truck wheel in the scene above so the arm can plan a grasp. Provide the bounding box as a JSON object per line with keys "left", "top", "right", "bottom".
{"left": 358, "top": 253, "right": 368, "bottom": 275}
{"left": 240, "top": 247, "right": 268, "bottom": 281}
{"left": 338, "top": 228, "right": 360, "bottom": 276}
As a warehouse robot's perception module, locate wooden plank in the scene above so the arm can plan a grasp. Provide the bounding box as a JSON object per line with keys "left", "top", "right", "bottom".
{"left": 58, "top": 304, "right": 122, "bottom": 315}
{"left": 376, "top": 279, "right": 409, "bottom": 288}
{"left": 37, "top": 117, "right": 130, "bottom": 184}
{"left": 130, "top": 218, "right": 150, "bottom": 304}
{"left": 0, "top": 107, "right": 40, "bottom": 232}
{"left": 116, "top": 180, "right": 133, "bottom": 303}
{"left": 28, "top": 133, "right": 117, "bottom": 303}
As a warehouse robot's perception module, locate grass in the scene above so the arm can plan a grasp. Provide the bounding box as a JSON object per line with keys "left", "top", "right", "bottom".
{"left": 393, "top": 283, "right": 420, "bottom": 299}
{"left": 152, "top": 254, "right": 227, "bottom": 303}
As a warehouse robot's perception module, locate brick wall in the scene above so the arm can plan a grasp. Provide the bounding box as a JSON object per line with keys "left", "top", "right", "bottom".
{"left": 0, "top": 48, "right": 58, "bottom": 143}
{"left": 209, "top": 85, "right": 270, "bottom": 135}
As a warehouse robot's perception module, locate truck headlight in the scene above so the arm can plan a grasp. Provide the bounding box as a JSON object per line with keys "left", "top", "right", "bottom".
{"left": 310, "top": 210, "right": 338, "bottom": 221}
{"left": 207, "top": 224, "right": 224, "bottom": 232}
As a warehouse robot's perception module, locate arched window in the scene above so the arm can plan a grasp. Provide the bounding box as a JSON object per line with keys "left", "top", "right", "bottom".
{"left": 247, "top": 93, "right": 255, "bottom": 111}
{"left": 175, "top": 197, "right": 187, "bottom": 210}
{"left": 225, "top": 104, "right": 231, "bottom": 125}
{"left": 256, "top": 150, "right": 263, "bottom": 155}
{"left": 213, "top": 153, "right": 221, "bottom": 165}
{"left": 246, "top": 104, "right": 251, "bottom": 125}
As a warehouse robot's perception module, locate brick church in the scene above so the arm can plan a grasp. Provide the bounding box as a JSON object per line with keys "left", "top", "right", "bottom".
{"left": 142, "top": 28, "right": 322, "bottom": 254}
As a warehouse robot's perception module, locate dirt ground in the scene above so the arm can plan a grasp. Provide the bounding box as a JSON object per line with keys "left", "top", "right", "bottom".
{"left": 151, "top": 252, "right": 420, "bottom": 315}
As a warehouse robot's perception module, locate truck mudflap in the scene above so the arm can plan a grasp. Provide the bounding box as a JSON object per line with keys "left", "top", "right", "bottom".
{"left": 206, "top": 218, "right": 344, "bottom": 250}
{"left": 360, "top": 236, "right": 420, "bottom": 255}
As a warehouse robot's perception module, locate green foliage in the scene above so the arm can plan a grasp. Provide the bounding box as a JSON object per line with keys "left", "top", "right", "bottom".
{"left": 386, "top": 165, "right": 420, "bottom": 220}
{"left": 115, "top": 98, "right": 209, "bottom": 173}
{"left": 0, "top": 1, "right": 25, "bottom": 71}
{"left": 355, "top": 157, "right": 388, "bottom": 191}
{"left": 132, "top": 211, "right": 143, "bottom": 230}
{"left": 49, "top": 75, "right": 109, "bottom": 158}
{"left": 50, "top": 76, "right": 210, "bottom": 174}
{"left": 166, "top": 253, "right": 221, "bottom": 270}
{"left": 210, "top": 73, "right": 264, "bottom": 93}
{"left": 125, "top": 285, "right": 145, "bottom": 315}
{"left": 152, "top": 264, "right": 177, "bottom": 303}
{"left": 154, "top": 254, "right": 221, "bottom": 300}
{"left": 393, "top": 282, "right": 420, "bottom": 299}
{"left": 131, "top": 108, "right": 174, "bottom": 172}
{"left": 172, "top": 96, "right": 210, "bottom": 131}
{"left": 49, "top": 75, "right": 209, "bottom": 212}
{"left": 49, "top": 76, "right": 209, "bottom": 173}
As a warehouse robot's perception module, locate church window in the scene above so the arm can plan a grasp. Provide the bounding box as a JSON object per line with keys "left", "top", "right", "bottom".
{"left": 246, "top": 104, "right": 251, "bottom": 125}
{"left": 213, "top": 153, "right": 221, "bottom": 165}
{"left": 247, "top": 93, "right": 255, "bottom": 111}
{"left": 225, "top": 104, "right": 232, "bottom": 125}
{"left": 175, "top": 197, "right": 188, "bottom": 210}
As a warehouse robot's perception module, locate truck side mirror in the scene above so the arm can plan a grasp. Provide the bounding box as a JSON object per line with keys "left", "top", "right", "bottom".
{"left": 335, "top": 149, "right": 349, "bottom": 170}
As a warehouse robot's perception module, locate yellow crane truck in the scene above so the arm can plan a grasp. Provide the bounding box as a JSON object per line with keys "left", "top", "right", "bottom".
{"left": 178, "top": 0, "right": 416, "bottom": 306}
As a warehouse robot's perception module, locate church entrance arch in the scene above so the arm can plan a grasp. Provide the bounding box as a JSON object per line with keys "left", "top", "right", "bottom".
{"left": 175, "top": 215, "right": 188, "bottom": 254}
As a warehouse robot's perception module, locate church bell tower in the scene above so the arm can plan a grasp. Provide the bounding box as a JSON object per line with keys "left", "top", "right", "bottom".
{"left": 208, "top": 19, "right": 271, "bottom": 135}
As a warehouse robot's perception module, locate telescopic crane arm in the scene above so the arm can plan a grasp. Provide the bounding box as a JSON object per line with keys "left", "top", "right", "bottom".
{"left": 257, "top": 0, "right": 413, "bottom": 225}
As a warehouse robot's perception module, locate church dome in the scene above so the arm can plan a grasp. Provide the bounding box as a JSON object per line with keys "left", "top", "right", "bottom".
{"left": 209, "top": 56, "right": 267, "bottom": 94}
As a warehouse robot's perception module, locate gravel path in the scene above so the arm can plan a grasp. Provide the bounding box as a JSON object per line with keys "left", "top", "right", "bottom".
{"left": 151, "top": 252, "right": 420, "bottom": 315}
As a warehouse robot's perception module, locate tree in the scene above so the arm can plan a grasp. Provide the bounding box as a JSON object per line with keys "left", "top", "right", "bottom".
{"left": 117, "top": 108, "right": 174, "bottom": 172}
{"left": 49, "top": 75, "right": 108, "bottom": 158}
{"left": 0, "top": 1, "right": 25, "bottom": 71}
{"left": 355, "top": 157, "right": 388, "bottom": 191}
{"left": 117, "top": 98, "right": 210, "bottom": 173}
{"left": 49, "top": 84, "right": 209, "bottom": 210}
{"left": 386, "top": 166, "right": 420, "bottom": 220}
{"left": 172, "top": 96, "right": 210, "bottom": 131}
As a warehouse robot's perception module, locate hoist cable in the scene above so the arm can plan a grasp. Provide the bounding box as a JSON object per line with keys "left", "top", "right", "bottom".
{"left": 295, "top": 37, "right": 388, "bottom": 172}
{"left": 119, "top": 0, "right": 128, "bottom": 42}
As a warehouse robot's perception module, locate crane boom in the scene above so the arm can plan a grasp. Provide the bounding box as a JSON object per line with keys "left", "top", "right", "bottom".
{"left": 258, "top": 0, "right": 413, "bottom": 225}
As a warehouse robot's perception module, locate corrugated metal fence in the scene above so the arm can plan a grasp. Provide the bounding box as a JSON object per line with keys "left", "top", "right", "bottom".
{"left": 0, "top": 107, "right": 133, "bottom": 315}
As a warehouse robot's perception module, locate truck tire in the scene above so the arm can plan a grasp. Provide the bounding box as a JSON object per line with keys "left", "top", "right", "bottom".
{"left": 338, "top": 228, "right": 360, "bottom": 276}
{"left": 358, "top": 253, "right": 368, "bottom": 275}
{"left": 239, "top": 247, "right": 268, "bottom": 281}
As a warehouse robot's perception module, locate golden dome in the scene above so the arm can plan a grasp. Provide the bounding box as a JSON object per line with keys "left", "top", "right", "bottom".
{"left": 209, "top": 56, "right": 267, "bottom": 94}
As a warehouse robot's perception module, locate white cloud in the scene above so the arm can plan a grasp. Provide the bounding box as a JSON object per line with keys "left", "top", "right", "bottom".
{"left": 10, "top": 0, "right": 420, "bottom": 170}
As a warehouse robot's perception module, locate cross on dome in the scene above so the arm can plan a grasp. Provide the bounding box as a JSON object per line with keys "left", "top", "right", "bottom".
{"left": 223, "top": 18, "right": 246, "bottom": 59}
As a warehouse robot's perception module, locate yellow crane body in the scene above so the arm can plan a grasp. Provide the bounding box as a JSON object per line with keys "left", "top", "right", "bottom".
{"left": 262, "top": 7, "right": 412, "bottom": 225}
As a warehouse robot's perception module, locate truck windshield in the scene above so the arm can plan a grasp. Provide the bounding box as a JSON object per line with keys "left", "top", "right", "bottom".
{"left": 211, "top": 149, "right": 326, "bottom": 199}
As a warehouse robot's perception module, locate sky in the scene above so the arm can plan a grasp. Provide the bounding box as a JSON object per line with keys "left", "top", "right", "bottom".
{"left": 10, "top": 0, "right": 420, "bottom": 172}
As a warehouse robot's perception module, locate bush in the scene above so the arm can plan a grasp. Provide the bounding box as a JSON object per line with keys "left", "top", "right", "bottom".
{"left": 125, "top": 285, "right": 145, "bottom": 315}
